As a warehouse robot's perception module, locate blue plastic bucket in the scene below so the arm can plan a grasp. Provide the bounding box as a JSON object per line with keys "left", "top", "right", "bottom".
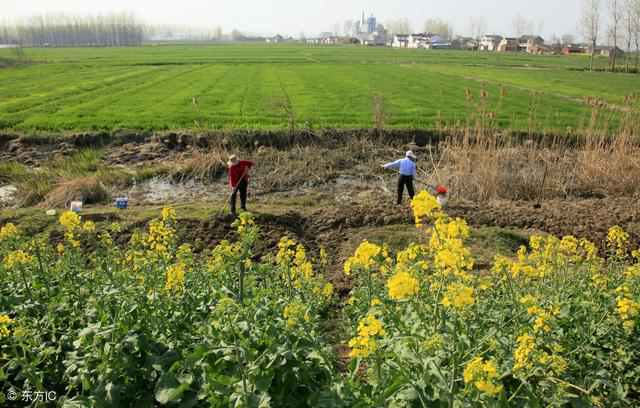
{"left": 116, "top": 197, "right": 128, "bottom": 210}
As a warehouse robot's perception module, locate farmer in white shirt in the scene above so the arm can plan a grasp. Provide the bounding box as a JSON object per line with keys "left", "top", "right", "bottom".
{"left": 382, "top": 151, "right": 417, "bottom": 205}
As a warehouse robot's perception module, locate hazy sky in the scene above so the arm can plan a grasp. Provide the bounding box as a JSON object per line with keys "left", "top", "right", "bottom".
{"left": 4, "top": 0, "right": 583, "bottom": 39}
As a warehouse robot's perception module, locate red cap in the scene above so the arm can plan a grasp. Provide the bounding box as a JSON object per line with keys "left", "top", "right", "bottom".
{"left": 437, "top": 186, "right": 447, "bottom": 194}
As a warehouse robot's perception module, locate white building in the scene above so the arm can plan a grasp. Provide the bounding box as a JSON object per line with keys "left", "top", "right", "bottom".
{"left": 408, "top": 34, "right": 428, "bottom": 48}
{"left": 479, "top": 35, "right": 503, "bottom": 51}
{"left": 392, "top": 34, "right": 409, "bottom": 48}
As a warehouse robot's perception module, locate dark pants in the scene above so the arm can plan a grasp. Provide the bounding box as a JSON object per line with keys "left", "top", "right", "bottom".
{"left": 230, "top": 179, "right": 248, "bottom": 213}
{"left": 397, "top": 175, "right": 415, "bottom": 204}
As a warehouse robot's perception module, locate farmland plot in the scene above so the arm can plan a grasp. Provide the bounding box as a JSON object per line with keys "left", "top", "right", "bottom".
{"left": 0, "top": 43, "right": 638, "bottom": 133}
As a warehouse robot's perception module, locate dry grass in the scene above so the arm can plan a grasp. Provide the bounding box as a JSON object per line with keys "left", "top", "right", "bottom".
{"left": 42, "top": 176, "right": 109, "bottom": 208}
{"left": 426, "top": 101, "right": 640, "bottom": 201}
{"left": 174, "top": 149, "right": 227, "bottom": 182}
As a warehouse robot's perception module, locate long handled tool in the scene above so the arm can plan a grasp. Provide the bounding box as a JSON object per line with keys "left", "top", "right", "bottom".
{"left": 381, "top": 165, "right": 441, "bottom": 192}
{"left": 219, "top": 166, "right": 249, "bottom": 216}
{"left": 533, "top": 162, "right": 548, "bottom": 210}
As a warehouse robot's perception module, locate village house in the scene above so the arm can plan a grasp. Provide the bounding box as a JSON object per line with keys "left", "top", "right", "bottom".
{"left": 479, "top": 35, "right": 502, "bottom": 51}
{"left": 266, "top": 34, "right": 284, "bottom": 43}
{"left": 408, "top": 33, "right": 428, "bottom": 48}
{"left": 498, "top": 37, "right": 518, "bottom": 52}
{"left": 518, "top": 35, "right": 545, "bottom": 53}
{"left": 457, "top": 37, "right": 478, "bottom": 50}
{"left": 595, "top": 46, "right": 625, "bottom": 58}
{"left": 392, "top": 34, "right": 409, "bottom": 48}
{"left": 360, "top": 28, "right": 388, "bottom": 46}
{"left": 562, "top": 43, "right": 583, "bottom": 55}
{"left": 562, "top": 43, "right": 625, "bottom": 57}
{"left": 426, "top": 39, "right": 461, "bottom": 50}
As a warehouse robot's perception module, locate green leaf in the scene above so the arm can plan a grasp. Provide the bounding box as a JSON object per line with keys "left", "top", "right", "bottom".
{"left": 150, "top": 349, "right": 180, "bottom": 373}
{"left": 155, "top": 373, "right": 188, "bottom": 404}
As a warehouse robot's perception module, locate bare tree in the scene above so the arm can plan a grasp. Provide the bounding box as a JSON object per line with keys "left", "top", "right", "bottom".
{"left": 512, "top": 14, "right": 535, "bottom": 36}
{"left": 635, "top": 0, "right": 640, "bottom": 69}
{"left": 1, "top": 11, "right": 145, "bottom": 46}
{"left": 423, "top": 18, "right": 454, "bottom": 38}
{"left": 622, "top": 0, "right": 635, "bottom": 70}
{"left": 468, "top": 17, "right": 488, "bottom": 38}
{"left": 215, "top": 26, "right": 223, "bottom": 41}
{"left": 608, "top": 0, "right": 623, "bottom": 71}
{"left": 561, "top": 33, "right": 576, "bottom": 44}
{"left": 386, "top": 18, "right": 413, "bottom": 36}
{"left": 580, "top": 0, "right": 603, "bottom": 71}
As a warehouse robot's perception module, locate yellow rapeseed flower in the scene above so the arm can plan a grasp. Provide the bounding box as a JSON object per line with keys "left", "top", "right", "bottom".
{"left": 4, "top": 250, "right": 33, "bottom": 269}
{"left": 607, "top": 225, "right": 629, "bottom": 257}
{"left": 387, "top": 271, "right": 420, "bottom": 300}
{"left": 82, "top": 221, "right": 96, "bottom": 233}
{"left": 463, "top": 357, "right": 503, "bottom": 397}
{"left": 349, "top": 313, "right": 386, "bottom": 358}
{"left": 59, "top": 211, "right": 81, "bottom": 231}
{"left": 410, "top": 190, "right": 443, "bottom": 227}
{"left": 0, "top": 223, "right": 18, "bottom": 241}
{"left": 344, "top": 241, "right": 381, "bottom": 276}
{"left": 283, "top": 301, "right": 310, "bottom": 327}
{"left": 164, "top": 263, "right": 186, "bottom": 292}
{"left": 0, "top": 315, "right": 14, "bottom": 340}
{"left": 441, "top": 283, "right": 475, "bottom": 310}
{"left": 513, "top": 333, "right": 537, "bottom": 372}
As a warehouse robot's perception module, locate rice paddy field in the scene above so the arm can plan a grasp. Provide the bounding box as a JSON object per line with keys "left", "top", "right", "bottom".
{"left": 1, "top": 43, "right": 638, "bottom": 133}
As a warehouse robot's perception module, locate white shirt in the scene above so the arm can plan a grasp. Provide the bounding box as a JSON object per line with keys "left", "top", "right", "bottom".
{"left": 384, "top": 158, "right": 417, "bottom": 177}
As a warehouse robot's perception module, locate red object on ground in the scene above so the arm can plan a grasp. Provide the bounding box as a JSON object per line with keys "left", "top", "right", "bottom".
{"left": 437, "top": 186, "right": 448, "bottom": 194}
{"left": 228, "top": 160, "right": 254, "bottom": 187}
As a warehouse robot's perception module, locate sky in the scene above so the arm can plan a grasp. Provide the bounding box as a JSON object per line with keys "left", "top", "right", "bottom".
{"left": 4, "top": 0, "right": 584, "bottom": 40}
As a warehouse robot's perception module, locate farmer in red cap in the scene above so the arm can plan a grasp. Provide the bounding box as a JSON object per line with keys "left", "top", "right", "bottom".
{"left": 227, "top": 154, "right": 254, "bottom": 214}
{"left": 435, "top": 186, "right": 448, "bottom": 207}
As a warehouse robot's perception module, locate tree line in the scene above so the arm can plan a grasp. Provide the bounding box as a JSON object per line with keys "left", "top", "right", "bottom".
{"left": 0, "top": 12, "right": 145, "bottom": 47}
{"left": 581, "top": 0, "right": 640, "bottom": 72}
{"left": 0, "top": 12, "right": 234, "bottom": 46}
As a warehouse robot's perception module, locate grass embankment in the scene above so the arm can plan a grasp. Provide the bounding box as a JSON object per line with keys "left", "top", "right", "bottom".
{"left": 0, "top": 43, "right": 638, "bottom": 133}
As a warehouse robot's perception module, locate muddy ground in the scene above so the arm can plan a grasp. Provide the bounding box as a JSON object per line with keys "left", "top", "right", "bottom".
{"left": 2, "top": 131, "right": 640, "bottom": 293}
{"left": 34, "top": 193, "right": 636, "bottom": 295}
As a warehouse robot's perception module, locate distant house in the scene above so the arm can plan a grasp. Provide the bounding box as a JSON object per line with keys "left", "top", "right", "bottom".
{"left": 570, "top": 44, "right": 625, "bottom": 57}
{"left": 457, "top": 37, "right": 478, "bottom": 50}
{"left": 562, "top": 44, "right": 583, "bottom": 55}
{"left": 427, "top": 40, "right": 461, "bottom": 50}
{"left": 498, "top": 38, "right": 518, "bottom": 52}
{"left": 518, "top": 35, "right": 545, "bottom": 53}
{"left": 426, "top": 33, "right": 445, "bottom": 44}
{"left": 530, "top": 44, "right": 553, "bottom": 55}
{"left": 595, "top": 46, "right": 625, "bottom": 58}
{"left": 266, "top": 34, "right": 285, "bottom": 43}
{"left": 408, "top": 33, "right": 428, "bottom": 48}
{"left": 0, "top": 44, "right": 19, "bottom": 49}
{"left": 479, "top": 35, "right": 503, "bottom": 51}
{"left": 360, "top": 28, "right": 388, "bottom": 46}
{"left": 392, "top": 34, "right": 410, "bottom": 48}
{"left": 325, "top": 36, "right": 344, "bottom": 45}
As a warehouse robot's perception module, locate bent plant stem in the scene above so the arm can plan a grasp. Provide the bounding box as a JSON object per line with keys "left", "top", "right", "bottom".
{"left": 448, "top": 312, "right": 458, "bottom": 408}
{"left": 238, "top": 260, "right": 245, "bottom": 305}
{"left": 225, "top": 314, "right": 250, "bottom": 406}
{"left": 18, "top": 264, "right": 34, "bottom": 305}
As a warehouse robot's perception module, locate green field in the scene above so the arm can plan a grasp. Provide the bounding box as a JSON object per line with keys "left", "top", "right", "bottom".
{"left": 0, "top": 43, "right": 638, "bottom": 133}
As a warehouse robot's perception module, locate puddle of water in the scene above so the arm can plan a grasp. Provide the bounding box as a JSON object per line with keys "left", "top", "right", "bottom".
{"left": 114, "top": 178, "right": 225, "bottom": 205}
{"left": 0, "top": 184, "right": 17, "bottom": 206}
